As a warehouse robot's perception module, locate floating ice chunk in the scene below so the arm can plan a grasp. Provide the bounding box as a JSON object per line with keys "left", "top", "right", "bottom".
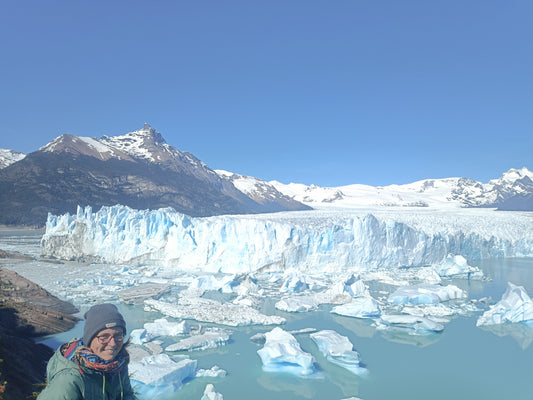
{"left": 280, "top": 273, "right": 309, "bottom": 293}
{"left": 129, "top": 354, "right": 197, "bottom": 399}
{"left": 145, "top": 297, "right": 286, "bottom": 327}
{"left": 257, "top": 327, "right": 315, "bottom": 376}
{"left": 477, "top": 282, "right": 533, "bottom": 326}
{"left": 388, "top": 284, "right": 466, "bottom": 305}
{"left": 196, "top": 365, "right": 227, "bottom": 378}
{"left": 166, "top": 329, "right": 231, "bottom": 352}
{"left": 130, "top": 318, "right": 191, "bottom": 344}
{"left": 331, "top": 296, "right": 382, "bottom": 319}
{"left": 378, "top": 314, "right": 444, "bottom": 334}
{"left": 145, "top": 318, "right": 191, "bottom": 336}
{"left": 435, "top": 255, "right": 484, "bottom": 279}
{"left": 189, "top": 274, "right": 237, "bottom": 293}
{"left": 310, "top": 330, "right": 367, "bottom": 376}
{"left": 324, "top": 274, "right": 369, "bottom": 300}
{"left": 201, "top": 384, "right": 224, "bottom": 400}
{"left": 118, "top": 283, "right": 171, "bottom": 304}
{"left": 275, "top": 296, "right": 320, "bottom": 312}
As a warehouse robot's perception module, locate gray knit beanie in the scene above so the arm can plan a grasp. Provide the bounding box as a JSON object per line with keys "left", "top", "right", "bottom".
{"left": 83, "top": 303, "right": 127, "bottom": 346}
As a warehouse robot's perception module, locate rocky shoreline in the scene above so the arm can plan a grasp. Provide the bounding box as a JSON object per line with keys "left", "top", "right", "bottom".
{"left": 0, "top": 264, "right": 79, "bottom": 399}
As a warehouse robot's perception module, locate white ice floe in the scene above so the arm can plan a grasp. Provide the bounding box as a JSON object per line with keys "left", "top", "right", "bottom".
{"left": 195, "top": 365, "right": 227, "bottom": 378}
{"left": 388, "top": 284, "right": 466, "bottom": 305}
{"left": 201, "top": 383, "right": 224, "bottom": 400}
{"left": 145, "top": 297, "right": 286, "bottom": 327}
{"left": 189, "top": 274, "right": 238, "bottom": 293}
{"left": 118, "top": 283, "right": 171, "bottom": 304}
{"left": 129, "top": 354, "right": 197, "bottom": 399}
{"left": 310, "top": 330, "right": 367, "bottom": 375}
{"left": 378, "top": 314, "right": 444, "bottom": 334}
{"left": 280, "top": 271, "right": 310, "bottom": 293}
{"left": 477, "top": 282, "right": 533, "bottom": 326}
{"left": 330, "top": 296, "right": 382, "bottom": 319}
{"left": 257, "top": 327, "right": 316, "bottom": 376}
{"left": 276, "top": 274, "right": 372, "bottom": 313}
{"left": 130, "top": 318, "right": 191, "bottom": 344}
{"left": 166, "top": 329, "right": 231, "bottom": 352}
{"left": 435, "top": 255, "right": 484, "bottom": 279}
{"left": 275, "top": 296, "right": 320, "bottom": 313}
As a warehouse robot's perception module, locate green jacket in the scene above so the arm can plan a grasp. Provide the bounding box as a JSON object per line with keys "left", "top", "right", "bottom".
{"left": 37, "top": 348, "right": 135, "bottom": 400}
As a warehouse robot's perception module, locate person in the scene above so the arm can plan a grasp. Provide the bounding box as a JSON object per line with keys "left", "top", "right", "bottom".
{"left": 37, "top": 303, "right": 135, "bottom": 399}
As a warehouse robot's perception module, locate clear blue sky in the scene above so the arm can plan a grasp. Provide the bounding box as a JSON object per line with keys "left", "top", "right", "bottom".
{"left": 1, "top": 1, "right": 531, "bottom": 186}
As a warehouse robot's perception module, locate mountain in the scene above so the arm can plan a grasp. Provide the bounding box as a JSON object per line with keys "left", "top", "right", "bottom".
{"left": 215, "top": 170, "right": 311, "bottom": 213}
{"left": 270, "top": 167, "right": 533, "bottom": 211}
{"left": 0, "top": 124, "right": 310, "bottom": 226}
{"left": 0, "top": 148, "right": 25, "bottom": 169}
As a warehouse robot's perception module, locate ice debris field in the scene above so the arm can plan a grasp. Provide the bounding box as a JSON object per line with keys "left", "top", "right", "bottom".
{"left": 36, "top": 205, "right": 533, "bottom": 398}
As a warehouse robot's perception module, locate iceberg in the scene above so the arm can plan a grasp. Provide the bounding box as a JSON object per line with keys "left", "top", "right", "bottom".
{"left": 435, "top": 254, "right": 484, "bottom": 279}
{"left": 196, "top": 365, "right": 227, "bottom": 378}
{"left": 257, "top": 327, "right": 316, "bottom": 376}
{"left": 331, "top": 296, "right": 382, "bottom": 319}
{"left": 477, "top": 282, "right": 533, "bottom": 326}
{"left": 388, "top": 284, "right": 466, "bottom": 305}
{"left": 378, "top": 314, "right": 444, "bottom": 334}
{"left": 129, "top": 353, "right": 197, "bottom": 399}
{"left": 201, "top": 384, "right": 224, "bottom": 400}
{"left": 310, "top": 330, "right": 367, "bottom": 375}
{"left": 41, "top": 205, "right": 533, "bottom": 273}
{"left": 130, "top": 318, "right": 191, "bottom": 344}
{"left": 275, "top": 296, "right": 320, "bottom": 313}
{"left": 145, "top": 297, "right": 286, "bottom": 327}
{"left": 166, "top": 329, "right": 231, "bottom": 352}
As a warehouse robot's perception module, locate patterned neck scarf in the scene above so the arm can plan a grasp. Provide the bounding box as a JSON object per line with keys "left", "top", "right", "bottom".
{"left": 61, "top": 338, "right": 127, "bottom": 374}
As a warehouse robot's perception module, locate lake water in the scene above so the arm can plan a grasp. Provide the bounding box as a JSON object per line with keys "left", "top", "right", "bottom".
{"left": 2, "top": 229, "right": 533, "bottom": 400}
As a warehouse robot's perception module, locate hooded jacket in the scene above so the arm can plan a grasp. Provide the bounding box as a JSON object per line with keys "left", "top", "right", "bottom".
{"left": 37, "top": 345, "right": 135, "bottom": 400}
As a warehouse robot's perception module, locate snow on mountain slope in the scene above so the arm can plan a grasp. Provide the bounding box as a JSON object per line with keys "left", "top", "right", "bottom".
{"left": 215, "top": 170, "right": 312, "bottom": 212}
{"left": 270, "top": 168, "right": 533, "bottom": 210}
{"left": 269, "top": 178, "right": 464, "bottom": 209}
{"left": 0, "top": 149, "right": 26, "bottom": 169}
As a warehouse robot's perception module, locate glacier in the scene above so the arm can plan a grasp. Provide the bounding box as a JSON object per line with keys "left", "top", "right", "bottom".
{"left": 41, "top": 205, "right": 533, "bottom": 272}
{"left": 30, "top": 204, "right": 533, "bottom": 398}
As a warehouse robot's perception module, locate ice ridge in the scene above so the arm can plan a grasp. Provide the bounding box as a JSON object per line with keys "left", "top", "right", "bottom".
{"left": 41, "top": 205, "right": 533, "bottom": 273}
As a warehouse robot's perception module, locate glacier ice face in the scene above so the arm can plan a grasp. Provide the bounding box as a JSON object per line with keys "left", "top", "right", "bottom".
{"left": 309, "top": 330, "right": 367, "bottom": 376}
{"left": 129, "top": 354, "right": 197, "bottom": 399}
{"left": 257, "top": 327, "right": 316, "bottom": 376}
{"left": 477, "top": 282, "right": 533, "bottom": 326}
{"left": 41, "top": 205, "right": 533, "bottom": 273}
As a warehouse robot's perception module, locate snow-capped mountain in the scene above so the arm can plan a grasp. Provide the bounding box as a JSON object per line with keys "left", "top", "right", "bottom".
{"left": 0, "top": 124, "right": 308, "bottom": 226}
{"left": 270, "top": 167, "right": 533, "bottom": 211}
{"left": 0, "top": 149, "right": 25, "bottom": 169}
{"left": 215, "top": 170, "right": 311, "bottom": 213}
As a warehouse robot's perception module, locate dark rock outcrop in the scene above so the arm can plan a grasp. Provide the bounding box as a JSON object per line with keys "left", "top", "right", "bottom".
{"left": 0, "top": 268, "right": 79, "bottom": 399}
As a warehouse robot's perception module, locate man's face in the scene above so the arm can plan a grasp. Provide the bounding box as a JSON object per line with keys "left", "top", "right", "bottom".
{"left": 89, "top": 327, "right": 124, "bottom": 361}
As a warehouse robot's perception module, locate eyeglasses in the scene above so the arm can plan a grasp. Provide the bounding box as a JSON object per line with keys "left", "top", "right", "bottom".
{"left": 95, "top": 333, "right": 124, "bottom": 344}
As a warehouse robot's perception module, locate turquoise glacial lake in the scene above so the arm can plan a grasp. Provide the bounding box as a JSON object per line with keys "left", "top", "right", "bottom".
{"left": 2, "top": 230, "right": 533, "bottom": 400}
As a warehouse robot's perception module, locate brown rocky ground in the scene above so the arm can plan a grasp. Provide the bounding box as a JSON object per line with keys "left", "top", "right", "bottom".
{"left": 0, "top": 266, "right": 79, "bottom": 400}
